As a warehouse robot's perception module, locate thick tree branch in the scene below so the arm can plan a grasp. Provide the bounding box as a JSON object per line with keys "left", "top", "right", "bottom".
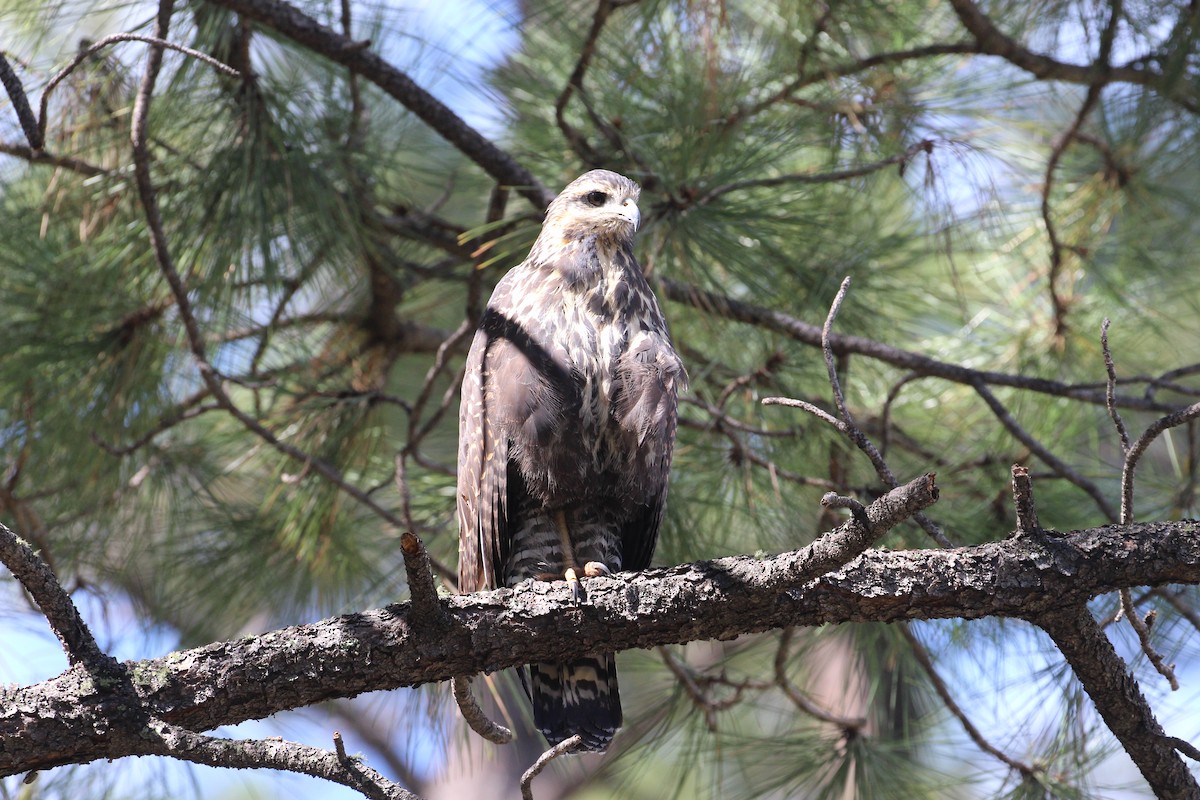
{"left": 1036, "top": 605, "right": 1199, "bottom": 799}
{"left": 5, "top": 497, "right": 1199, "bottom": 778}
{"left": 0, "top": 522, "right": 114, "bottom": 674}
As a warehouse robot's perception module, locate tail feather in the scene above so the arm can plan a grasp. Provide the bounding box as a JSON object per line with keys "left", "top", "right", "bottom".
{"left": 530, "top": 653, "right": 621, "bottom": 752}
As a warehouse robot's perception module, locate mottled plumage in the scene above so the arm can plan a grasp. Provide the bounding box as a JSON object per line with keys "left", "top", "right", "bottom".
{"left": 457, "top": 170, "right": 684, "bottom": 751}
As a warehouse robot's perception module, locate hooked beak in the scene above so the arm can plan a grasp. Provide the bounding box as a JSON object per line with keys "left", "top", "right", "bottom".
{"left": 616, "top": 197, "right": 640, "bottom": 231}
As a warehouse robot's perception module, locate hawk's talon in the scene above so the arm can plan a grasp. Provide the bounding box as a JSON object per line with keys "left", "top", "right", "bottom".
{"left": 582, "top": 561, "right": 611, "bottom": 578}
{"left": 565, "top": 567, "right": 586, "bottom": 605}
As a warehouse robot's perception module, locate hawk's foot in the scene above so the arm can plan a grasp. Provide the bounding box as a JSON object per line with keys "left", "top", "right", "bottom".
{"left": 564, "top": 567, "right": 585, "bottom": 605}
{"left": 582, "top": 561, "right": 611, "bottom": 577}
{"left": 533, "top": 563, "right": 613, "bottom": 605}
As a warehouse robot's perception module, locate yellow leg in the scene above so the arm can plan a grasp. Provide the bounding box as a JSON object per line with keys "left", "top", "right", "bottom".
{"left": 554, "top": 511, "right": 585, "bottom": 604}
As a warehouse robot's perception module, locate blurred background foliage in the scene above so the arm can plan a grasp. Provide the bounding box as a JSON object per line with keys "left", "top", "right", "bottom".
{"left": 1, "top": 0, "right": 1199, "bottom": 797}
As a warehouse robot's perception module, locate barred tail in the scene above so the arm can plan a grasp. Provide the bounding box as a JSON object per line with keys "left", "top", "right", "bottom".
{"left": 530, "top": 653, "right": 622, "bottom": 752}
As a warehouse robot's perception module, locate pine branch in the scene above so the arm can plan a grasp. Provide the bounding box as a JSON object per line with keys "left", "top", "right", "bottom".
{"left": 203, "top": 0, "right": 553, "bottom": 207}
{"left": 5, "top": 490, "right": 1200, "bottom": 779}
{"left": 1037, "top": 605, "right": 1198, "bottom": 798}
{"left": 945, "top": 0, "right": 1199, "bottom": 113}
{"left": 0, "top": 522, "right": 115, "bottom": 674}
{"left": 659, "top": 278, "right": 1181, "bottom": 413}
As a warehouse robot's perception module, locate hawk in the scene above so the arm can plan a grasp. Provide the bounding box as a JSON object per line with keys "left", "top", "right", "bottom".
{"left": 457, "top": 170, "right": 685, "bottom": 752}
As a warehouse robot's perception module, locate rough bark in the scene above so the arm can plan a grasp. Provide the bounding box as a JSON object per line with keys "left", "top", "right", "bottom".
{"left": 1038, "top": 605, "right": 1199, "bottom": 800}
{"left": 2, "top": 512, "right": 1196, "bottom": 778}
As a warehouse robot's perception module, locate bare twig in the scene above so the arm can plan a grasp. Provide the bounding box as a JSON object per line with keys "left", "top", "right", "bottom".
{"left": 142, "top": 719, "right": 420, "bottom": 800}
{"left": 520, "top": 735, "right": 582, "bottom": 800}
{"left": 973, "top": 380, "right": 1118, "bottom": 522}
{"left": 774, "top": 628, "right": 866, "bottom": 731}
{"left": 1121, "top": 400, "right": 1200, "bottom": 524}
{"left": 779, "top": 276, "right": 950, "bottom": 547}
{"left": 1119, "top": 588, "right": 1179, "bottom": 690}
{"left": 1102, "top": 319, "right": 1132, "bottom": 452}
{"left": 399, "top": 532, "right": 446, "bottom": 627}
{"left": 696, "top": 140, "right": 934, "bottom": 206}
{"left": 1105, "top": 320, "right": 1184, "bottom": 690}
{"left": 819, "top": 278, "right": 893, "bottom": 482}
{"left": 1010, "top": 464, "right": 1040, "bottom": 535}
{"left": 821, "top": 492, "right": 870, "bottom": 531}
{"left": 1167, "top": 736, "right": 1200, "bottom": 763}
{"left": 451, "top": 676, "right": 513, "bottom": 744}
{"left": 39, "top": 33, "right": 241, "bottom": 148}
{"left": 657, "top": 647, "right": 759, "bottom": 731}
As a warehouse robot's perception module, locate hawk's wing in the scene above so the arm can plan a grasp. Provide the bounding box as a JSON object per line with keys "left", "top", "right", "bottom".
{"left": 615, "top": 329, "right": 686, "bottom": 572}
{"left": 456, "top": 324, "right": 509, "bottom": 593}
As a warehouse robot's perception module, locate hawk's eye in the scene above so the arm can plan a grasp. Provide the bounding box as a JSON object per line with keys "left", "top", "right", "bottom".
{"left": 583, "top": 190, "right": 609, "bottom": 207}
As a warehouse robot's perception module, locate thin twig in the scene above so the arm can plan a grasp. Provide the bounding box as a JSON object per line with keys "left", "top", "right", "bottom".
{"left": 819, "top": 279, "right": 896, "bottom": 483}
{"left": 657, "top": 647, "right": 757, "bottom": 731}
{"left": 39, "top": 33, "right": 241, "bottom": 147}
{"left": 143, "top": 719, "right": 420, "bottom": 800}
{"left": 1120, "top": 588, "right": 1179, "bottom": 690}
{"left": 1105, "top": 317, "right": 1181, "bottom": 690}
{"left": 520, "top": 735, "right": 582, "bottom": 800}
{"left": 774, "top": 628, "right": 866, "bottom": 731}
{"left": 900, "top": 624, "right": 1037, "bottom": 779}
{"left": 1102, "top": 319, "right": 1132, "bottom": 452}
{"left": 1167, "top": 736, "right": 1200, "bottom": 763}
{"left": 821, "top": 492, "right": 871, "bottom": 531}
{"left": 660, "top": 278, "right": 1181, "bottom": 413}
{"left": 973, "top": 380, "right": 1118, "bottom": 522}
{"left": 1121, "top": 400, "right": 1200, "bottom": 524}
{"left": 812, "top": 278, "right": 950, "bottom": 547}
{"left": 696, "top": 140, "right": 934, "bottom": 206}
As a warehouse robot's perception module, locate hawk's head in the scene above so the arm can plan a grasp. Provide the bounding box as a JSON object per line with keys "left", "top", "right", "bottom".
{"left": 543, "top": 170, "right": 641, "bottom": 243}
